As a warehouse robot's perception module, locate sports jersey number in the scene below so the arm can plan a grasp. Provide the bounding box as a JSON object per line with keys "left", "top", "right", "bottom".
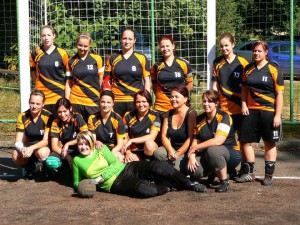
{"left": 109, "top": 132, "right": 113, "bottom": 138}
{"left": 262, "top": 76, "right": 268, "bottom": 82}
{"left": 233, "top": 72, "right": 240, "bottom": 78}
{"left": 174, "top": 72, "right": 182, "bottom": 78}
{"left": 87, "top": 65, "right": 94, "bottom": 70}
{"left": 273, "top": 130, "right": 279, "bottom": 138}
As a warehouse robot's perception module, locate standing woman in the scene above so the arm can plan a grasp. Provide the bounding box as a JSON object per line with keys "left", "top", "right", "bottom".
{"left": 153, "top": 87, "right": 198, "bottom": 176}
{"left": 123, "top": 89, "right": 161, "bottom": 162}
{"left": 65, "top": 33, "right": 104, "bottom": 122}
{"left": 12, "top": 90, "right": 53, "bottom": 177}
{"left": 30, "top": 25, "right": 70, "bottom": 116}
{"left": 88, "top": 90, "right": 126, "bottom": 162}
{"left": 236, "top": 40, "right": 284, "bottom": 185}
{"left": 103, "top": 27, "right": 151, "bottom": 117}
{"left": 47, "top": 98, "right": 88, "bottom": 171}
{"left": 187, "top": 90, "right": 241, "bottom": 192}
{"left": 212, "top": 33, "right": 248, "bottom": 132}
{"left": 151, "top": 35, "right": 193, "bottom": 116}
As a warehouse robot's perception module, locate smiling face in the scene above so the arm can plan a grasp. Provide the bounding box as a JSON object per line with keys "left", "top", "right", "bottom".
{"left": 202, "top": 95, "right": 218, "bottom": 114}
{"left": 41, "top": 27, "right": 55, "bottom": 48}
{"left": 220, "top": 37, "right": 235, "bottom": 57}
{"left": 252, "top": 44, "right": 268, "bottom": 63}
{"left": 160, "top": 39, "right": 175, "bottom": 59}
{"left": 77, "top": 139, "right": 93, "bottom": 156}
{"left": 170, "top": 90, "right": 187, "bottom": 109}
{"left": 57, "top": 105, "right": 71, "bottom": 123}
{"left": 99, "top": 95, "right": 114, "bottom": 114}
{"left": 29, "top": 95, "right": 44, "bottom": 116}
{"left": 77, "top": 37, "right": 91, "bottom": 58}
{"left": 121, "top": 29, "right": 136, "bottom": 52}
{"left": 135, "top": 94, "right": 150, "bottom": 115}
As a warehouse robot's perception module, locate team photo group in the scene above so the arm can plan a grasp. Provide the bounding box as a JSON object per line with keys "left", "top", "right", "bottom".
{"left": 12, "top": 24, "right": 284, "bottom": 198}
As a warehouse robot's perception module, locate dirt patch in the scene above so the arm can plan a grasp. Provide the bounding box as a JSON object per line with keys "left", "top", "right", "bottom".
{"left": 0, "top": 148, "right": 299, "bottom": 225}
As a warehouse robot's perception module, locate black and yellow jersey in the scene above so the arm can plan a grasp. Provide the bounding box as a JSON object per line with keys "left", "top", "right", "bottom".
{"left": 194, "top": 109, "right": 239, "bottom": 151}
{"left": 16, "top": 108, "right": 53, "bottom": 146}
{"left": 123, "top": 109, "right": 161, "bottom": 150}
{"left": 104, "top": 51, "right": 150, "bottom": 102}
{"left": 50, "top": 113, "right": 87, "bottom": 145}
{"left": 212, "top": 55, "right": 248, "bottom": 115}
{"left": 150, "top": 57, "right": 193, "bottom": 112}
{"left": 88, "top": 111, "right": 126, "bottom": 148}
{"left": 243, "top": 62, "right": 284, "bottom": 112}
{"left": 68, "top": 52, "right": 104, "bottom": 107}
{"left": 30, "top": 45, "right": 70, "bottom": 105}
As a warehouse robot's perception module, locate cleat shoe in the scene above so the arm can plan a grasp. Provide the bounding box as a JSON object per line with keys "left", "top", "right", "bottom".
{"left": 262, "top": 175, "right": 273, "bottom": 186}
{"left": 22, "top": 168, "right": 33, "bottom": 180}
{"left": 33, "top": 161, "right": 43, "bottom": 173}
{"left": 191, "top": 182, "right": 207, "bottom": 193}
{"left": 235, "top": 173, "right": 256, "bottom": 183}
{"left": 216, "top": 180, "right": 230, "bottom": 193}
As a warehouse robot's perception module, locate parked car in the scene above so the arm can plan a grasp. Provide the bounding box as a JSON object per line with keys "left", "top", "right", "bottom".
{"left": 234, "top": 41, "right": 300, "bottom": 76}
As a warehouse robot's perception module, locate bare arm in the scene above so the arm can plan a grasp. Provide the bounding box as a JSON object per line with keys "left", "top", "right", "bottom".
{"left": 212, "top": 81, "right": 218, "bottom": 91}
{"left": 64, "top": 79, "right": 72, "bottom": 99}
{"left": 273, "top": 90, "right": 284, "bottom": 128}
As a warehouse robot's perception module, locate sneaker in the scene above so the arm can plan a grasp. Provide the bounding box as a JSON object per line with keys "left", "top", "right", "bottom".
{"left": 235, "top": 173, "right": 256, "bottom": 183}
{"left": 262, "top": 175, "right": 273, "bottom": 186}
{"left": 191, "top": 182, "right": 207, "bottom": 193}
{"left": 216, "top": 180, "right": 230, "bottom": 193}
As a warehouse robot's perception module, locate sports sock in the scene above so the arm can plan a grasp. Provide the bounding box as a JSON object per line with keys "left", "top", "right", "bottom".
{"left": 265, "top": 161, "right": 276, "bottom": 176}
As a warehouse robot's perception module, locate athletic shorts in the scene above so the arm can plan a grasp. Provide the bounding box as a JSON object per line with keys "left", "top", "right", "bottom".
{"left": 231, "top": 114, "right": 242, "bottom": 133}
{"left": 44, "top": 104, "right": 57, "bottom": 118}
{"left": 72, "top": 104, "right": 99, "bottom": 122}
{"left": 239, "top": 109, "right": 281, "bottom": 143}
{"left": 113, "top": 101, "right": 134, "bottom": 118}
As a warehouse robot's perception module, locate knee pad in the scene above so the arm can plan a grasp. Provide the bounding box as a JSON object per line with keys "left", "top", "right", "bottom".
{"left": 45, "top": 156, "right": 62, "bottom": 169}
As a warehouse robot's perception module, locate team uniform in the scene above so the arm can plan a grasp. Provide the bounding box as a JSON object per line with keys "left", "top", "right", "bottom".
{"left": 104, "top": 51, "right": 150, "bottom": 117}
{"left": 50, "top": 113, "right": 87, "bottom": 158}
{"left": 239, "top": 62, "right": 284, "bottom": 143}
{"left": 73, "top": 146, "right": 196, "bottom": 198}
{"left": 153, "top": 108, "right": 192, "bottom": 173}
{"left": 190, "top": 109, "right": 241, "bottom": 180}
{"left": 30, "top": 45, "right": 70, "bottom": 114}
{"left": 150, "top": 57, "right": 193, "bottom": 113}
{"left": 123, "top": 109, "right": 161, "bottom": 155}
{"left": 16, "top": 108, "right": 53, "bottom": 147}
{"left": 212, "top": 55, "right": 248, "bottom": 131}
{"left": 88, "top": 111, "right": 126, "bottom": 150}
{"left": 68, "top": 52, "right": 104, "bottom": 121}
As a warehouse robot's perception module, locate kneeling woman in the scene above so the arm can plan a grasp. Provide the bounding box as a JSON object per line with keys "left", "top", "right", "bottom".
{"left": 73, "top": 130, "right": 206, "bottom": 198}
{"left": 188, "top": 90, "right": 241, "bottom": 192}
{"left": 47, "top": 98, "right": 87, "bottom": 171}
{"left": 88, "top": 90, "right": 126, "bottom": 162}
{"left": 123, "top": 89, "right": 161, "bottom": 162}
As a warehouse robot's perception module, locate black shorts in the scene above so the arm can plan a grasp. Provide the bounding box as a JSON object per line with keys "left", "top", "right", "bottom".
{"left": 231, "top": 114, "right": 242, "bottom": 133}
{"left": 72, "top": 104, "right": 99, "bottom": 122}
{"left": 44, "top": 104, "right": 57, "bottom": 118}
{"left": 113, "top": 101, "right": 134, "bottom": 118}
{"left": 239, "top": 109, "right": 281, "bottom": 143}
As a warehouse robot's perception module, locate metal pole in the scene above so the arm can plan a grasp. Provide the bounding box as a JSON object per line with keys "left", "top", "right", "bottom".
{"left": 207, "top": 0, "right": 216, "bottom": 89}
{"left": 150, "top": 0, "right": 155, "bottom": 64}
{"left": 17, "top": 0, "right": 31, "bottom": 112}
{"left": 289, "top": 0, "right": 294, "bottom": 121}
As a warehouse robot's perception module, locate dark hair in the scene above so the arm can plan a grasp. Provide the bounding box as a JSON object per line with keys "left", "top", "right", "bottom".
{"left": 171, "top": 86, "right": 190, "bottom": 107}
{"left": 219, "top": 33, "right": 235, "bottom": 45}
{"left": 134, "top": 89, "right": 152, "bottom": 106}
{"left": 202, "top": 90, "right": 220, "bottom": 104}
{"left": 100, "top": 90, "right": 115, "bottom": 101}
{"left": 77, "top": 33, "right": 92, "bottom": 45}
{"left": 252, "top": 40, "right": 269, "bottom": 61}
{"left": 159, "top": 35, "right": 174, "bottom": 45}
{"left": 40, "top": 25, "right": 55, "bottom": 36}
{"left": 29, "top": 90, "right": 45, "bottom": 102}
{"left": 121, "top": 27, "right": 136, "bottom": 39}
{"left": 55, "top": 98, "right": 72, "bottom": 112}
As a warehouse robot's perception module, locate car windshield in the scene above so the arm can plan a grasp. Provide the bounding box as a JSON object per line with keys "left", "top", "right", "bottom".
{"left": 271, "top": 43, "right": 300, "bottom": 55}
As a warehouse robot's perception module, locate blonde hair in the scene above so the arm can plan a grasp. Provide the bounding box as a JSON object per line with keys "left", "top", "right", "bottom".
{"left": 77, "top": 33, "right": 92, "bottom": 45}
{"left": 40, "top": 25, "right": 55, "bottom": 36}
{"left": 77, "top": 130, "right": 95, "bottom": 150}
